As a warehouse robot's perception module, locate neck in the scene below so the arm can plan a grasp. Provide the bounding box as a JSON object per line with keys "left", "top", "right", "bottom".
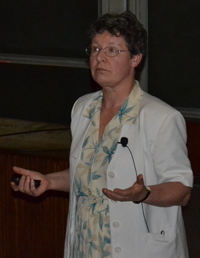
{"left": 102, "top": 81, "right": 136, "bottom": 110}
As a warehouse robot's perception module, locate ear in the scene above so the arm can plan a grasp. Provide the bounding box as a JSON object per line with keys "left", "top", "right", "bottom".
{"left": 131, "top": 53, "right": 143, "bottom": 68}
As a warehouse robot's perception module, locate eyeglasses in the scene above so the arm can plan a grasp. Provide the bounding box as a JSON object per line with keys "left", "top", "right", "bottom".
{"left": 85, "top": 46, "right": 129, "bottom": 57}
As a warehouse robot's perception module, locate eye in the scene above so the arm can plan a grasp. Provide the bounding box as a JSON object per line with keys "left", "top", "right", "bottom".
{"left": 107, "top": 47, "right": 118, "bottom": 54}
{"left": 91, "top": 46, "right": 100, "bottom": 54}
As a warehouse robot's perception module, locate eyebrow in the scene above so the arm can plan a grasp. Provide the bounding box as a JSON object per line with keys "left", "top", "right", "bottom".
{"left": 91, "top": 42, "right": 122, "bottom": 47}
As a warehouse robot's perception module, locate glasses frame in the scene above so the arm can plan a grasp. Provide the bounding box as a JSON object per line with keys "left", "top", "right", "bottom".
{"left": 85, "top": 46, "right": 129, "bottom": 57}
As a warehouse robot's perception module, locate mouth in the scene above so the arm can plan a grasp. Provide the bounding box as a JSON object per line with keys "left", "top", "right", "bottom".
{"left": 96, "top": 68, "right": 108, "bottom": 72}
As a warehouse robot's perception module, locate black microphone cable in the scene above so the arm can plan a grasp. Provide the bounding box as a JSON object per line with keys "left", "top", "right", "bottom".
{"left": 118, "top": 137, "right": 150, "bottom": 233}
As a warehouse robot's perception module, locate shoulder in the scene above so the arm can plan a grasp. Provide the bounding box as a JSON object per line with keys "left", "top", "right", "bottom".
{"left": 71, "top": 91, "right": 102, "bottom": 117}
{"left": 141, "top": 91, "right": 176, "bottom": 114}
{"left": 139, "top": 91, "right": 186, "bottom": 141}
{"left": 70, "top": 91, "right": 102, "bottom": 133}
{"left": 140, "top": 91, "right": 184, "bottom": 123}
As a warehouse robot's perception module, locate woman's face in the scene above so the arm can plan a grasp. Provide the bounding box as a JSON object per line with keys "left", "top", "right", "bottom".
{"left": 90, "top": 31, "right": 140, "bottom": 91}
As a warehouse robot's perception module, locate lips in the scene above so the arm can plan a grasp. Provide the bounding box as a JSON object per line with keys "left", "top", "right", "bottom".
{"left": 96, "top": 68, "right": 108, "bottom": 72}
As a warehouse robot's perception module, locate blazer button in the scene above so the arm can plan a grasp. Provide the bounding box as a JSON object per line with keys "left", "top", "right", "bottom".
{"left": 108, "top": 171, "right": 115, "bottom": 178}
{"left": 113, "top": 222, "right": 120, "bottom": 228}
{"left": 115, "top": 247, "right": 122, "bottom": 253}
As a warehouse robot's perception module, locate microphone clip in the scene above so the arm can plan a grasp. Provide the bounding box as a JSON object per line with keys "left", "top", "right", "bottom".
{"left": 118, "top": 137, "right": 128, "bottom": 147}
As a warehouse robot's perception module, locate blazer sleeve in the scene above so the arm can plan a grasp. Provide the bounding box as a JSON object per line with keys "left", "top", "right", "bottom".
{"left": 152, "top": 110, "right": 193, "bottom": 187}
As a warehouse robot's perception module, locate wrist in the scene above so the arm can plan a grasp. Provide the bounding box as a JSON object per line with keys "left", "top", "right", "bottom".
{"left": 45, "top": 174, "right": 53, "bottom": 190}
{"left": 133, "top": 185, "right": 151, "bottom": 204}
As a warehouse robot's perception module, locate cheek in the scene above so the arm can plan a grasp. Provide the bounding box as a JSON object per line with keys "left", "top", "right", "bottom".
{"left": 112, "top": 62, "right": 126, "bottom": 75}
{"left": 115, "top": 60, "right": 132, "bottom": 74}
{"left": 90, "top": 57, "right": 96, "bottom": 67}
{"left": 89, "top": 59, "right": 96, "bottom": 74}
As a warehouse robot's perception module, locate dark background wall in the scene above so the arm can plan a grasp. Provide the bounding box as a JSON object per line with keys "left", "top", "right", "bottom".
{"left": 148, "top": 3, "right": 200, "bottom": 256}
{"left": 148, "top": 0, "right": 200, "bottom": 109}
{"left": 0, "top": 64, "right": 95, "bottom": 125}
{"left": 1, "top": 0, "right": 200, "bottom": 124}
{"left": 0, "top": 0, "right": 98, "bottom": 125}
{"left": 0, "top": 0, "right": 98, "bottom": 58}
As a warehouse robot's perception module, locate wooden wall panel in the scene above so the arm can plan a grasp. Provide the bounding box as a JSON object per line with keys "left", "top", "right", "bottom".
{"left": 0, "top": 121, "right": 199, "bottom": 258}
{"left": 182, "top": 184, "right": 200, "bottom": 258}
{"left": 186, "top": 121, "right": 200, "bottom": 177}
{"left": 0, "top": 152, "right": 69, "bottom": 258}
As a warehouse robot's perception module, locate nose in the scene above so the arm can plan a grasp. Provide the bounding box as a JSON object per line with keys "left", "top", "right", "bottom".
{"left": 96, "top": 49, "right": 107, "bottom": 62}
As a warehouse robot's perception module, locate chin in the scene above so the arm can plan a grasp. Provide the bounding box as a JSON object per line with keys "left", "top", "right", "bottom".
{"left": 94, "top": 78, "right": 107, "bottom": 87}
{"left": 95, "top": 77, "right": 107, "bottom": 83}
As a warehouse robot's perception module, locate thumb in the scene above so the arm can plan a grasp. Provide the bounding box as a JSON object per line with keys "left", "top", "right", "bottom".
{"left": 137, "top": 174, "right": 144, "bottom": 185}
{"left": 13, "top": 166, "right": 32, "bottom": 176}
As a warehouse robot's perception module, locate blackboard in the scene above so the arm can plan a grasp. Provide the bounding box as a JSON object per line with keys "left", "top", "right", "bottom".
{"left": 148, "top": 0, "right": 200, "bottom": 109}
{"left": 0, "top": 63, "right": 97, "bottom": 125}
{"left": 0, "top": 0, "right": 98, "bottom": 58}
{"left": 0, "top": 1, "right": 99, "bottom": 125}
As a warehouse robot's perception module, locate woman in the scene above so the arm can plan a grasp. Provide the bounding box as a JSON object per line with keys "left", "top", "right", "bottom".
{"left": 11, "top": 11, "right": 193, "bottom": 258}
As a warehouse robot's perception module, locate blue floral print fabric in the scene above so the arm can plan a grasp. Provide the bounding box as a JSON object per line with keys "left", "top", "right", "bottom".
{"left": 73, "top": 84, "right": 143, "bottom": 258}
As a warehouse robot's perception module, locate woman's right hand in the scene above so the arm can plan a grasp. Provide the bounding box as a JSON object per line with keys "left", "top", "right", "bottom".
{"left": 11, "top": 166, "right": 51, "bottom": 197}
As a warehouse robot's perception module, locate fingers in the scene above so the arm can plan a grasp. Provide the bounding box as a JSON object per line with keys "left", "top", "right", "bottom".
{"left": 102, "top": 174, "right": 146, "bottom": 202}
{"left": 114, "top": 187, "right": 132, "bottom": 196}
{"left": 102, "top": 188, "right": 132, "bottom": 202}
{"left": 102, "top": 188, "right": 124, "bottom": 201}
{"left": 11, "top": 167, "right": 46, "bottom": 197}
{"left": 19, "top": 175, "right": 32, "bottom": 194}
{"left": 10, "top": 182, "right": 19, "bottom": 191}
{"left": 13, "top": 175, "right": 34, "bottom": 195}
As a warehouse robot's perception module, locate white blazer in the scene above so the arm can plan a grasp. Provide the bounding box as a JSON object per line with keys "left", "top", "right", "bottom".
{"left": 64, "top": 86, "right": 193, "bottom": 258}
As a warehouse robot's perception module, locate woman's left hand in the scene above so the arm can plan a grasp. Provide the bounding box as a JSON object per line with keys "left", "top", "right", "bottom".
{"left": 102, "top": 174, "right": 148, "bottom": 202}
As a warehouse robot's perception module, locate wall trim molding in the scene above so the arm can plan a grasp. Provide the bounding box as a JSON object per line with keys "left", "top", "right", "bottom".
{"left": 176, "top": 107, "right": 200, "bottom": 121}
{"left": 0, "top": 53, "right": 89, "bottom": 69}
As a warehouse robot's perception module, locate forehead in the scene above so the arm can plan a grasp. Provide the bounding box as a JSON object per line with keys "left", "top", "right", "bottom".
{"left": 91, "top": 31, "right": 127, "bottom": 47}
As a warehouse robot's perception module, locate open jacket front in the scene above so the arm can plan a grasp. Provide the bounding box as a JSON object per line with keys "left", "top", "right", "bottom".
{"left": 64, "top": 85, "right": 193, "bottom": 258}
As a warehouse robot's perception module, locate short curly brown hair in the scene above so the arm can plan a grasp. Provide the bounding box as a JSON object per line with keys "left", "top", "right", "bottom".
{"left": 88, "top": 11, "right": 147, "bottom": 57}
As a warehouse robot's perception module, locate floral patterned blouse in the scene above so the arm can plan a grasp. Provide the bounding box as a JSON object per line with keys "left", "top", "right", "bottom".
{"left": 73, "top": 84, "right": 143, "bottom": 258}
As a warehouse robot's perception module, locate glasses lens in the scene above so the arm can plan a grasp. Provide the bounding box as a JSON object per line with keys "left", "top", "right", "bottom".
{"left": 85, "top": 47, "right": 100, "bottom": 56}
{"left": 85, "top": 46, "right": 121, "bottom": 57}
{"left": 85, "top": 48, "right": 91, "bottom": 56}
{"left": 105, "top": 47, "right": 119, "bottom": 57}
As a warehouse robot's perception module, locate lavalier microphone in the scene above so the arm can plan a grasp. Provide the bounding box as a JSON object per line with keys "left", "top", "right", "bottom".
{"left": 118, "top": 137, "right": 128, "bottom": 147}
